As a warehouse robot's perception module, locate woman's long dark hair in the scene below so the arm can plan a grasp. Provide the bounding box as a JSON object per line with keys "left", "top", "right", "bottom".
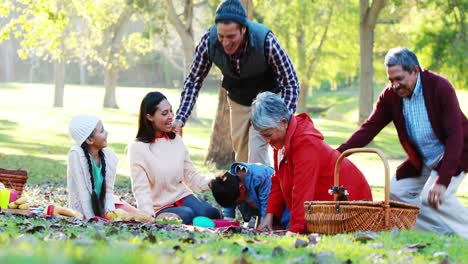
{"left": 136, "top": 91, "right": 176, "bottom": 143}
{"left": 81, "top": 140, "right": 106, "bottom": 217}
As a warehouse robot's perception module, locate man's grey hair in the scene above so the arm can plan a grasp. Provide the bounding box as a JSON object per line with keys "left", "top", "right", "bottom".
{"left": 384, "top": 47, "right": 420, "bottom": 73}
{"left": 251, "top": 92, "right": 291, "bottom": 131}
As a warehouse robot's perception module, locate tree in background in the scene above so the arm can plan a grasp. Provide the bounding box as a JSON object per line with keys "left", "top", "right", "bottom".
{"left": 1, "top": 0, "right": 156, "bottom": 109}
{"left": 358, "top": 0, "right": 387, "bottom": 124}
{"left": 413, "top": 0, "right": 466, "bottom": 90}
{"left": 79, "top": 0, "right": 154, "bottom": 108}
{"left": 257, "top": 0, "right": 336, "bottom": 113}
{"left": 0, "top": 0, "right": 80, "bottom": 107}
{"left": 164, "top": 0, "right": 201, "bottom": 120}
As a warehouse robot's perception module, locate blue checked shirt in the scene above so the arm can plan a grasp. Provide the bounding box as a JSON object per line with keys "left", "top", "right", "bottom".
{"left": 176, "top": 31, "right": 299, "bottom": 124}
{"left": 403, "top": 73, "right": 445, "bottom": 167}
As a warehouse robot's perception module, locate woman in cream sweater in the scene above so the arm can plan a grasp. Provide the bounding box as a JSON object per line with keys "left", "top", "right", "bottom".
{"left": 128, "top": 91, "right": 220, "bottom": 224}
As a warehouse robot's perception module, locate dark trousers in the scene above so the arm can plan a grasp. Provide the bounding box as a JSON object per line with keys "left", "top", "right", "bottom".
{"left": 157, "top": 194, "right": 220, "bottom": 224}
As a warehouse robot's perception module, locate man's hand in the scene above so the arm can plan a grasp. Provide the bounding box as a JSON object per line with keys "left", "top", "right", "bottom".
{"left": 257, "top": 213, "right": 274, "bottom": 232}
{"left": 172, "top": 119, "right": 184, "bottom": 134}
{"left": 428, "top": 182, "right": 447, "bottom": 209}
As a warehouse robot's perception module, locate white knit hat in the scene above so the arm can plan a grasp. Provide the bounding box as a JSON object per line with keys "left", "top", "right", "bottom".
{"left": 69, "top": 114, "right": 100, "bottom": 145}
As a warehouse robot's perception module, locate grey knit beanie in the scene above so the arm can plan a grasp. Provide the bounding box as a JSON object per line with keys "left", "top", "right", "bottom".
{"left": 69, "top": 114, "right": 100, "bottom": 145}
{"left": 215, "top": 0, "right": 247, "bottom": 25}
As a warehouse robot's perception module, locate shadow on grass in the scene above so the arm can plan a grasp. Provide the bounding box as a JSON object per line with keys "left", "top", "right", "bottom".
{"left": 2, "top": 141, "right": 70, "bottom": 155}
{"left": 0, "top": 154, "right": 67, "bottom": 185}
{"left": 0, "top": 120, "right": 17, "bottom": 142}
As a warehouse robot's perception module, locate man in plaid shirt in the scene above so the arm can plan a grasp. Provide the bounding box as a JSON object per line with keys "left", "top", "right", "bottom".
{"left": 173, "top": 0, "right": 299, "bottom": 165}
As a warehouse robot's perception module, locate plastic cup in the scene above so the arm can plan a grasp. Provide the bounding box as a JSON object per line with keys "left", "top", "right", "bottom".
{"left": 0, "top": 189, "right": 10, "bottom": 209}
{"left": 46, "top": 205, "right": 55, "bottom": 215}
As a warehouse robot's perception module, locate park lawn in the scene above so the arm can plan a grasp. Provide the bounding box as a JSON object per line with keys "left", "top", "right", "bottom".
{"left": 1, "top": 82, "right": 468, "bottom": 263}
{"left": 0, "top": 82, "right": 467, "bottom": 200}
{"left": 0, "top": 214, "right": 467, "bottom": 264}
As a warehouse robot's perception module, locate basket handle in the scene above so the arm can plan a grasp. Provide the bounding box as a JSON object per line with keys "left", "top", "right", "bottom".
{"left": 334, "top": 148, "right": 390, "bottom": 206}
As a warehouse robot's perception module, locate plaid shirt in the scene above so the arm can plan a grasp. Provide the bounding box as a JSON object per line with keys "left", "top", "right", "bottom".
{"left": 403, "top": 73, "right": 445, "bottom": 167}
{"left": 176, "top": 31, "right": 299, "bottom": 124}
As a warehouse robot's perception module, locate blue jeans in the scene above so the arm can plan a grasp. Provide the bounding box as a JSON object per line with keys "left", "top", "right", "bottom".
{"left": 157, "top": 194, "right": 220, "bottom": 224}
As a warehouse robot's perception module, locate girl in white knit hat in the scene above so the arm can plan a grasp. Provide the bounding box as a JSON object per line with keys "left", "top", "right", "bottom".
{"left": 67, "top": 114, "right": 137, "bottom": 219}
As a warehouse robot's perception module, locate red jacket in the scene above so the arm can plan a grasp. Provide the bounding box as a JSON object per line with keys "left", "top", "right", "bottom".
{"left": 337, "top": 70, "right": 468, "bottom": 187}
{"left": 266, "top": 113, "right": 373, "bottom": 233}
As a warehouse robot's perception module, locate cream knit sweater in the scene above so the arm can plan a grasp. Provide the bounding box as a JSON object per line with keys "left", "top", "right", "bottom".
{"left": 127, "top": 135, "right": 211, "bottom": 214}
{"left": 67, "top": 145, "right": 117, "bottom": 219}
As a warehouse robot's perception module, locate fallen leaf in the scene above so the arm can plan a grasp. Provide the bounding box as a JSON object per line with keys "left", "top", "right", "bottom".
{"left": 235, "top": 255, "right": 251, "bottom": 264}
{"left": 307, "top": 233, "right": 321, "bottom": 245}
{"left": 22, "top": 224, "right": 46, "bottom": 234}
{"left": 400, "top": 243, "right": 426, "bottom": 253}
{"left": 407, "top": 243, "right": 426, "bottom": 249}
{"left": 43, "top": 231, "right": 67, "bottom": 241}
{"left": 241, "top": 246, "right": 250, "bottom": 253}
{"left": 433, "top": 252, "right": 449, "bottom": 258}
{"left": 272, "top": 246, "right": 284, "bottom": 257}
{"left": 94, "top": 231, "right": 106, "bottom": 241}
{"left": 353, "top": 231, "right": 379, "bottom": 243}
{"left": 173, "top": 244, "right": 184, "bottom": 252}
{"left": 368, "top": 243, "right": 384, "bottom": 249}
{"left": 438, "top": 258, "right": 450, "bottom": 264}
{"left": 294, "top": 238, "right": 308, "bottom": 248}
{"left": 291, "top": 256, "right": 305, "bottom": 263}
{"left": 15, "top": 234, "right": 38, "bottom": 245}
{"left": 180, "top": 237, "right": 195, "bottom": 244}
{"left": 313, "top": 252, "right": 339, "bottom": 264}
{"left": 107, "top": 226, "right": 120, "bottom": 235}
{"left": 391, "top": 227, "right": 400, "bottom": 237}
{"left": 218, "top": 248, "right": 227, "bottom": 255}
{"left": 144, "top": 232, "right": 157, "bottom": 244}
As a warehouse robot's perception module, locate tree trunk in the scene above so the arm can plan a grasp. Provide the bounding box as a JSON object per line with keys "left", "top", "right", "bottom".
{"left": 205, "top": 89, "right": 235, "bottom": 168}
{"left": 103, "top": 67, "right": 119, "bottom": 108}
{"left": 297, "top": 78, "right": 307, "bottom": 113}
{"left": 53, "top": 59, "right": 65, "bottom": 107}
{"left": 296, "top": 2, "right": 334, "bottom": 113}
{"left": 358, "top": 0, "right": 386, "bottom": 124}
{"left": 3, "top": 41, "right": 14, "bottom": 81}
{"left": 296, "top": 18, "right": 307, "bottom": 113}
{"left": 165, "top": 0, "right": 198, "bottom": 120}
{"left": 79, "top": 62, "right": 86, "bottom": 85}
{"left": 102, "top": 7, "right": 132, "bottom": 109}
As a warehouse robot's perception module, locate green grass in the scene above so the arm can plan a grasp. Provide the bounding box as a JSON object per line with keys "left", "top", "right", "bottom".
{"left": 0, "top": 82, "right": 467, "bottom": 200}
{"left": 0, "top": 214, "right": 467, "bottom": 263}
{"left": 1, "top": 82, "right": 468, "bottom": 263}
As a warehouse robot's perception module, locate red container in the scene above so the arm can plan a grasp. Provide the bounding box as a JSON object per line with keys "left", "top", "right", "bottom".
{"left": 8, "top": 189, "right": 18, "bottom": 203}
{"left": 46, "top": 205, "right": 55, "bottom": 215}
{"left": 213, "top": 219, "right": 240, "bottom": 228}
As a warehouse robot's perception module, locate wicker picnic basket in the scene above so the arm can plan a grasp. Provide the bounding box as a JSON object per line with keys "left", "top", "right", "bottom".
{"left": 304, "top": 148, "right": 420, "bottom": 234}
{"left": 0, "top": 168, "right": 28, "bottom": 197}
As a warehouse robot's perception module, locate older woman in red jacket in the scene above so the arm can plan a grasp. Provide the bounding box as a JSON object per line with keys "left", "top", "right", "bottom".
{"left": 253, "top": 92, "right": 373, "bottom": 234}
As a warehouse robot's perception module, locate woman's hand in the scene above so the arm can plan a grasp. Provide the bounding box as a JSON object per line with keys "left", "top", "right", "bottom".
{"left": 257, "top": 213, "right": 274, "bottom": 232}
